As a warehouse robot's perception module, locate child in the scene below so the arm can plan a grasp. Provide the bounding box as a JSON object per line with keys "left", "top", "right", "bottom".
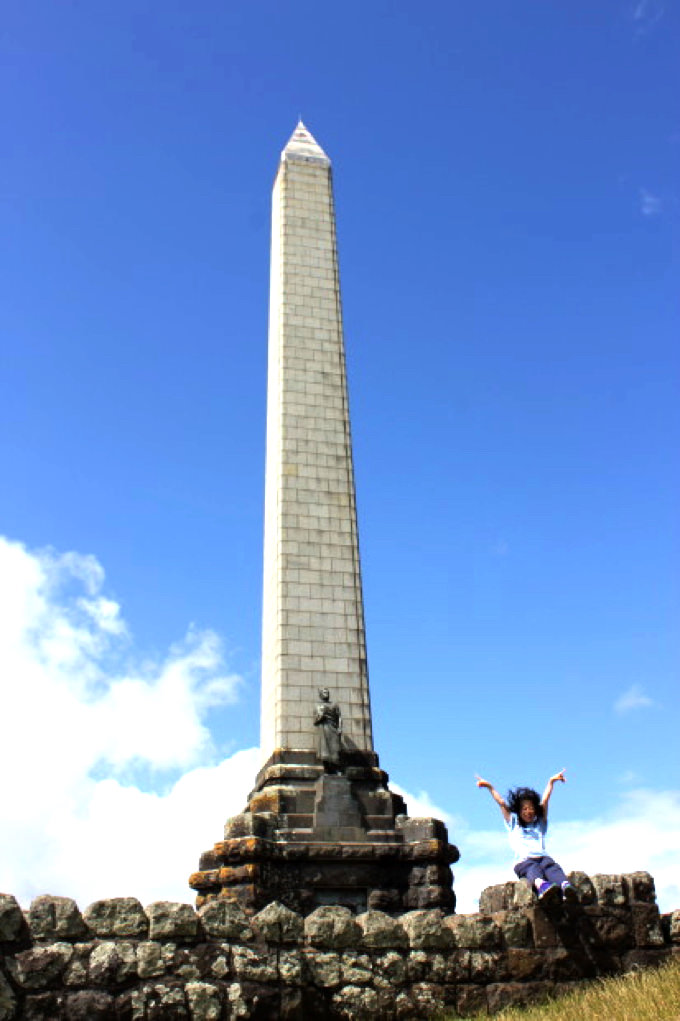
{"left": 475, "top": 770, "right": 577, "bottom": 905}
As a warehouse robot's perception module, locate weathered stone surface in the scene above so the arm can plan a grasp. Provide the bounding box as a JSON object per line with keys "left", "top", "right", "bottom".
{"left": 304, "top": 905, "right": 360, "bottom": 948}
{"left": 63, "top": 944, "right": 91, "bottom": 988}
{"left": 140, "top": 982, "right": 188, "bottom": 1019}
{"left": 89, "top": 941, "right": 136, "bottom": 985}
{"left": 486, "top": 980, "right": 551, "bottom": 1012}
{"left": 137, "top": 941, "right": 166, "bottom": 979}
{"left": 251, "top": 902, "right": 302, "bottom": 944}
{"left": 198, "top": 900, "right": 251, "bottom": 941}
{"left": 631, "top": 903, "right": 664, "bottom": 947}
{"left": 83, "top": 898, "right": 148, "bottom": 938}
{"left": 356, "top": 910, "right": 408, "bottom": 949}
{"left": 445, "top": 913, "right": 501, "bottom": 949}
{"left": 592, "top": 874, "right": 627, "bottom": 907}
{"left": 340, "top": 950, "right": 372, "bottom": 984}
{"left": 669, "top": 909, "right": 680, "bottom": 943}
{"left": 455, "top": 982, "right": 487, "bottom": 1017}
{"left": 184, "top": 981, "right": 222, "bottom": 1020}
{"left": 569, "top": 871, "right": 596, "bottom": 905}
{"left": 406, "top": 950, "right": 446, "bottom": 983}
{"left": 470, "top": 950, "right": 507, "bottom": 983}
{"left": 494, "top": 909, "right": 532, "bottom": 948}
{"left": 401, "top": 910, "right": 452, "bottom": 950}
{"left": 278, "top": 949, "right": 303, "bottom": 985}
{"left": 396, "top": 982, "right": 445, "bottom": 1019}
{"left": 10, "top": 942, "right": 74, "bottom": 989}
{"left": 444, "top": 949, "right": 471, "bottom": 983}
{"left": 23, "top": 992, "right": 64, "bottom": 1020}
{"left": 627, "top": 871, "right": 656, "bottom": 904}
{"left": 147, "top": 903, "right": 200, "bottom": 941}
{"left": 506, "top": 947, "right": 545, "bottom": 981}
{"left": 479, "top": 881, "right": 514, "bottom": 914}
{"left": 373, "top": 950, "right": 407, "bottom": 987}
{"left": 584, "top": 906, "right": 634, "bottom": 950}
{"left": 64, "top": 990, "right": 116, "bottom": 1020}
{"left": 0, "top": 894, "right": 25, "bottom": 943}
{"left": 231, "top": 945, "right": 277, "bottom": 983}
{"left": 302, "top": 949, "right": 341, "bottom": 987}
{"left": 0, "top": 972, "right": 16, "bottom": 1021}
{"left": 28, "top": 896, "right": 87, "bottom": 940}
{"left": 332, "top": 983, "right": 379, "bottom": 1019}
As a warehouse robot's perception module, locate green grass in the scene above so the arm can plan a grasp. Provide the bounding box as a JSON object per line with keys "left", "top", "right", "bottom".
{"left": 459, "top": 957, "right": 680, "bottom": 1020}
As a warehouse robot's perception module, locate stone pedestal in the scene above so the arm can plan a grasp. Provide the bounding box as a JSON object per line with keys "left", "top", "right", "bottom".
{"left": 189, "top": 749, "right": 459, "bottom": 916}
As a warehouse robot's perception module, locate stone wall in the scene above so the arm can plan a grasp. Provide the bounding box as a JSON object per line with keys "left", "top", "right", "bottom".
{"left": 1, "top": 873, "right": 678, "bottom": 1019}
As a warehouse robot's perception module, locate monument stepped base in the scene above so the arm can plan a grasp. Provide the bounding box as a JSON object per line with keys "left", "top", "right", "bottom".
{"left": 189, "top": 749, "right": 459, "bottom": 916}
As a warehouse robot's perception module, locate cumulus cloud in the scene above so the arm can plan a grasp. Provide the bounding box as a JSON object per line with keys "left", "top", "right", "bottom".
{"left": 452, "top": 789, "right": 680, "bottom": 914}
{"left": 0, "top": 535, "right": 254, "bottom": 907}
{"left": 614, "top": 683, "right": 656, "bottom": 713}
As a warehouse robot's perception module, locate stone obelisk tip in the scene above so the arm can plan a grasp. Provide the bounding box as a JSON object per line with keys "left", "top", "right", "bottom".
{"left": 281, "top": 121, "right": 330, "bottom": 165}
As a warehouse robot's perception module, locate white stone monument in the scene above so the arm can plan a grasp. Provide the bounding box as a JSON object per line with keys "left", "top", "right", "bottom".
{"left": 190, "top": 124, "right": 457, "bottom": 916}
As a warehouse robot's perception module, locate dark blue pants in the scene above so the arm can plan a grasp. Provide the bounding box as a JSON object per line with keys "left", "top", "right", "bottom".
{"left": 514, "top": 855, "right": 568, "bottom": 888}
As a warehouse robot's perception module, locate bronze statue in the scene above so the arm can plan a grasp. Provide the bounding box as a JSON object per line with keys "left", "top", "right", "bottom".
{"left": 314, "top": 688, "right": 342, "bottom": 773}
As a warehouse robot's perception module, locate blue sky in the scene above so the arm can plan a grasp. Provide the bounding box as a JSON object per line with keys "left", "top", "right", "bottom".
{"left": 1, "top": 0, "right": 678, "bottom": 912}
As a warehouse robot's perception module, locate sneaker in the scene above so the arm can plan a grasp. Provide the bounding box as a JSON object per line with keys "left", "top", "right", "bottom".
{"left": 562, "top": 882, "right": 579, "bottom": 904}
{"left": 537, "top": 881, "right": 560, "bottom": 906}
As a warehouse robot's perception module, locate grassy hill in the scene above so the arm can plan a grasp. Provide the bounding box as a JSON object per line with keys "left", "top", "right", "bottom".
{"left": 460, "top": 957, "right": 680, "bottom": 1021}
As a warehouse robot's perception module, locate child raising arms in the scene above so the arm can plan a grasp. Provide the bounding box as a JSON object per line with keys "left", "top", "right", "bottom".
{"left": 476, "top": 770, "right": 577, "bottom": 905}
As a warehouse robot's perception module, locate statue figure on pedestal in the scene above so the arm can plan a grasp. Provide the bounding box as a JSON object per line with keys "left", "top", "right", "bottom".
{"left": 314, "top": 688, "right": 342, "bottom": 773}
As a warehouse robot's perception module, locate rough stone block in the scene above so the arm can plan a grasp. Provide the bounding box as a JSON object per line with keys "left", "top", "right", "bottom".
{"left": 302, "top": 949, "right": 341, "bottom": 987}
{"left": 340, "top": 950, "right": 372, "bottom": 984}
{"left": 198, "top": 900, "right": 251, "bottom": 941}
{"left": 64, "top": 990, "right": 116, "bottom": 1020}
{"left": 592, "top": 874, "right": 628, "bottom": 907}
{"left": 28, "top": 896, "right": 88, "bottom": 940}
{"left": 400, "top": 909, "right": 453, "bottom": 950}
{"left": 582, "top": 906, "right": 634, "bottom": 951}
{"left": 137, "top": 941, "right": 166, "bottom": 979}
{"left": 0, "top": 973, "right": 17, "bottom": 1021}
{"left": 332, "top": 983, "right": 379, "bottom": 1019}
{"left": 405, "top": 950, "right": 446, "bottom": 983}
{"left": 493, "top": 909, "right": 532, "bottom": 948}
{"left": 356, "top": 910, "right": 408, "bottom": 949}
{"left": 231, "top": 945, "right": 278, "bottom": 983}
{"left": 627, "top": 871, "right": 656, "bottom": 904}
{"left": 486, "top": 980, "right": 552, "bottom": 1013}
{"left": 373, "top": 951, "right": 407, "bottom": 987}
{"left": 444, "top": 913, "right": 502, "bottom": 949}
{"left": 251, "top": 902, "right": 303, "bottom": 944}
{"left": 278, "top": 949, "right": 303, "bottom": 985}
{"left": 89, "top": 941, "right": 137, "bottom": 986}
{"left": 569, "top": 871, "right": 596, "bottom": 905}
{"left": 631, "top": 903, "right": 665, "bottom": 947}
{"left": 184, "top": 981, "right": 222, "bottom": 1020}
{"left": 455, "top": 982, "right": 487, "bottom": 1018}
{"left": 10, "top": 943, "right": 74, "bottom": 990}
{"left": 146, "top": 903, "right": 200, "bottom": 941}
{"left": 0, "top": 893, "right": 26, "bottom": 943}
{"left": 83, "top": 898, "right": 148, "bottom": 938}
{"left": 469, "top": 950, "right": 507, "bottom": 983}
{"left": 304, "top": 905, "right": 360, "bottom": 948}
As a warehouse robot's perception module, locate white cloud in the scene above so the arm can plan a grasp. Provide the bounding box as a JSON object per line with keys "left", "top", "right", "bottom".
{"left": 614, "top": 683, "right": 656, "bottom": 713}
{"left": 0, "top": 535, "right": 252, "bottom": 907}
{"left": 640, "top": 188, "right": 662, "bottom": 216}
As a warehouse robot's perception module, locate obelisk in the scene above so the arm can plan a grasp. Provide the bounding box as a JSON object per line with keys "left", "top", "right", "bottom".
{"left": 260, "top": 122, "right": 373, "bottom": 760}
{"left": 190, "top": 124, "right": 458, "bottom": 916}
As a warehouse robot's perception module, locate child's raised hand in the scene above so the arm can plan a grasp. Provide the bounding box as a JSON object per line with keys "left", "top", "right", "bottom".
{"left": 550, "top": 769, "right": 566, "bottom": 784}
{"left": 475, "top": 775, "right": 492, "bottom": 789}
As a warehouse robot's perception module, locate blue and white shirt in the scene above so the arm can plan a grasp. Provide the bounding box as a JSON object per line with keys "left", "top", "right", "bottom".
{"left": 505, "top": 813, "right": 547, "bottom": 863}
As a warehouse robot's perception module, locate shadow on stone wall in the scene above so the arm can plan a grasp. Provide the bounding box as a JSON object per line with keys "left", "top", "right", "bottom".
{"left": 0, "top": 872, "right": 678, "bottom": 1018}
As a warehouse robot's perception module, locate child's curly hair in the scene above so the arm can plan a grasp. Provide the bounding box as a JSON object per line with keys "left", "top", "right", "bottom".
{"left": 507, "top": 786, "right": 543, "bottom": 826}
